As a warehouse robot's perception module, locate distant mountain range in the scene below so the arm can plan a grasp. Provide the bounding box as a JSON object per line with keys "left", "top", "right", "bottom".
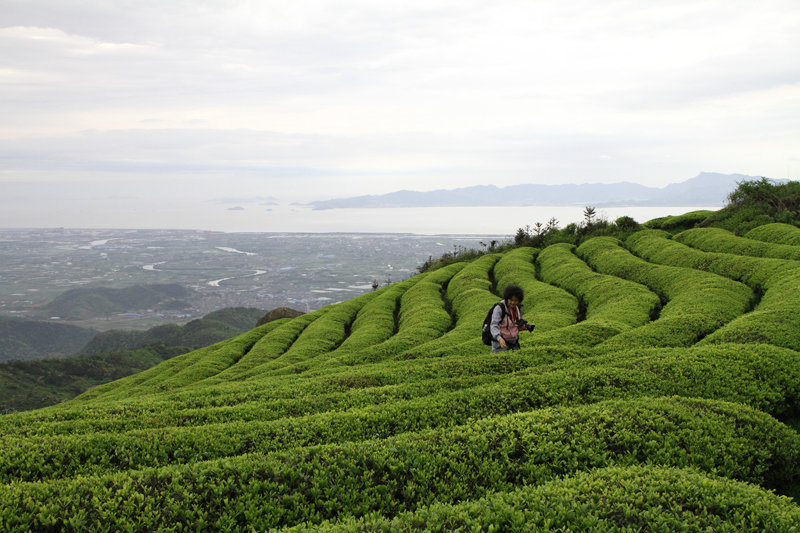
{"left": 309, "top": 173, "right": 771, "bottom": 210}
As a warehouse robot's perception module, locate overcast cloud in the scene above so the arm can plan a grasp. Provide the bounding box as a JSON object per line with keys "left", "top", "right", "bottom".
{"left": 1, "top": 0, "right": 799, "bottom": 230}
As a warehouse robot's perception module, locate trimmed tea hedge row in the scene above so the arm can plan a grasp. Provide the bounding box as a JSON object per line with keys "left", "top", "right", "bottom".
{"left": 5, "top": 224, "right": 800, "bottom": 530}
{"left": 746, "top": 222, "right": 800, "bottom": 246}
{"left": 2, "top": 397, "right": 797, "bottom": 531}
{"left": 627, "top": 230, "right": 800, "bottom": 351}
{"left": 626, "top": 230, "right": 792, "bottom": 288}
{"left": 676, "top": 227, "right": 800, "bottom": 261}
{"left": 331, "top": 277, "right": 417, "bottom": 355}
{"left": 494, "top": 246, "right": 579, "bottom": 332}
{"left": 442, "top": 253, "right": 501, "bottom": 331}
{"left": 344, "top": 263, "right": 466, "bottom": 361}
{"left": 233, "top": 291, "right": 379, "bottom": 377}
{"left": 192, "top": 309, "right": 328, "bottom": 384}
{"left": 73, "top": 320, "right": 295, "bottom": 403}
{"left": 444, "top": 253, "right": 499, "bottom": 301}
{"left": 534, "top": 243, "right": 661, "bottom": 345}
{"left": 389, "top": 255, "right": 501, "bottom": 358}
{"left": 576, "top": 236, "right": 752, "bottom": 350}
{"left": 642, "top": 209, "right": 716, "bottom": 232}
{"left": 0, "top": 344, "right": 594, "bottom": 440}
{"left": 296, "top": 465, "right": 800, "bottom": 532}
{"left": 5, "top": 342, "right": 800, "bottom": 483}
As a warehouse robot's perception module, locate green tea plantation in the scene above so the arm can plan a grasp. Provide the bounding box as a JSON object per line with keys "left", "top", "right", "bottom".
{"left": 3, "top": 222, "right": 800, "bottom": 531}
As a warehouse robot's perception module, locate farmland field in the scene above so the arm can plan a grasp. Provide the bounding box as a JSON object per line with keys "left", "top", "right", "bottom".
{"left": 0, "top": 228, "right": 493, "bottom": 330}
{"left": 2, "top": 223, "right": 800, "bottom": 530}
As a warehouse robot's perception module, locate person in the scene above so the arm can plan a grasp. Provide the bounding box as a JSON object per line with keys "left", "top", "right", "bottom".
{"left": 489, "top": 284, "right": 534, "bottom": 353}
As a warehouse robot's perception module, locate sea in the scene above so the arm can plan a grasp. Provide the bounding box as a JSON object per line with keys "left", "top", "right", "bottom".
{"left": 194, "top": 204, "right": 722, "bottom": 235}
{"left": 0, "top": 201, "right": 721, "bottom": 235}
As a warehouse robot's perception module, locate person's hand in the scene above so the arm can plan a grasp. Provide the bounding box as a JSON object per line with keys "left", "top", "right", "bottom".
{"left": 498, "top": 337, "right": 507, "bottom": 349}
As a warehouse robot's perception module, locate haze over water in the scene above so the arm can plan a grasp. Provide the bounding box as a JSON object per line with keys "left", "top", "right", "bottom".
{"left": 65, "top": 204, "right": 719, "bottom": 235}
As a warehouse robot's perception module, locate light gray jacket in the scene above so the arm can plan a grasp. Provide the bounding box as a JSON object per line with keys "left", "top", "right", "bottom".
{"left": 489, "top": 300, "right": 522, "bottom": 352}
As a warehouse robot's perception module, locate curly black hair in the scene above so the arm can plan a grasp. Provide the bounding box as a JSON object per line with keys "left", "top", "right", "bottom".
{"left": 502, "top": 284, "right": 524, "bottom": 302}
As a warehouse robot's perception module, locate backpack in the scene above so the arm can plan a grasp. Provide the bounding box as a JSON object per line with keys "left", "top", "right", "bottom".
{"left": 481, "top": 302, "right": 505, "bottom": 345}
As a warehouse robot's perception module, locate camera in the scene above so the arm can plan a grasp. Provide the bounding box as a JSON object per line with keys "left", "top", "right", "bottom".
{"left": 516, "top": 318, "right": 535, "bottom": 332}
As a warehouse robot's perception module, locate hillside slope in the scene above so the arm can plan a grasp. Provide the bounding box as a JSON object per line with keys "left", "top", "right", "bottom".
{"left": 0, "top": 307, "right": 269, "bottom": 413}
{"left": 79, "top": 307, "right": 266, "bottom": 355}
{"left": 2, "top": 225, "right": 800, "bottom": 530}
{"left": 35, "top": 283, "right": 193, "bottom": 320}
{"left": 0, "top": 316, "right": 97, "bottom": 362}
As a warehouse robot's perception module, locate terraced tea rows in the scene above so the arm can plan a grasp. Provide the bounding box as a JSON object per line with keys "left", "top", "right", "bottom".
{"left": 2, "top": 225, "right": 800, "bottom": 531}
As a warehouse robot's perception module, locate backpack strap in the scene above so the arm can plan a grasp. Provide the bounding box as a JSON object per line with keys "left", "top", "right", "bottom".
{"left": 495, "top": 301, "right": 506, "bottom": 325}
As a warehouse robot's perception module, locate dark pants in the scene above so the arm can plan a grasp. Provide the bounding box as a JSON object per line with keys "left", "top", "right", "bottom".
{"left": 491, "top": 338, "right": 520, "bottom": 353}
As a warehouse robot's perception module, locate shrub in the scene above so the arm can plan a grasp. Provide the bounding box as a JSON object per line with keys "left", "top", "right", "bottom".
{"left": 2, "top": 397, "right": 798, "bottom": 530}
{"left": 494, "top": 247, "right": 579, "bottom": 333}
{"left": 745, "top": 222, "right": 800, "bottom": 246}
{"left": 300, "top": 465, "right": 800, "bottom": 532}
{"left": 643, "top": 210, "right": 715, "bottom": 232}
{"left": 355, "top": 263, "right": 466, "bottom": 360}
{"left": 577, "top": 236, "right": 752, "bottom": 350}
{"left": 534, "top": 243, "right": 660, "bottom": 345}
{"left": 675, "top": 227, "right": 800, "bottom": 261}
{"left": 628, "top": 230, "right": 800, "bottom": 351}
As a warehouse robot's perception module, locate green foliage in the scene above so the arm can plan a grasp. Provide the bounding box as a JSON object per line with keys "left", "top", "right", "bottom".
{"left": 0, "top": 317, "right": 97, "bottom": 362}
{"left": 692, "top": 178, "right": 800, "bottom": 234}
{"left": 0, "top": 308, "right": 273, "bottom": 412}
{"left": 513, "top": 210, "right": 643, "bottom": 250}
{"left": 643, "top": 209, "right": 716, "bottom": 232}
{"left": 494, "top": 246, "right": 578, "bottom": 333}
{"left": 255, "top": 306, "right": 305, "bottom": 326}
{"left": 417, "top": 243, "right": 510, "bottom": 274}
{"left": 301, "top": 466, "right": 800, "bottom": 532}
{"left": 746, "top": 222, "right": 800, "bottom": 246}
{"left": 395, "top": 254, "right": 507, "bottom": 359}
{"left": 534, "top": 243, "right": 661, "bottom": 345}
{"left": 0, "top": 346, "right": 183, "bottom": 414}
{"left": 628, "top": 229, "right": 800, "bottom": 351}
{"left": 5, "top": 205, "right": 800, "bottom": 528}
{"left": 332, "top": 277, "right": 418, "bottom": 357}
{"left": 1, "top": 397, "right": 797, "bottom": 530}
{"left": 360, "top": 263, "right": 465, "bottom": 360}
{"left": 5, "top": 343, "right": 800, "bottom": 485}
{"left": 81, "top": 307, "right": 266, "bottom": 356}
{"left": 727, "top": 177, "right": 800, "bottom": 216}
{"left": 576, "top": 236, "right": 752, "bottom": 350}
{"left": 675, "top": 227, "right": 800, "bottom": 261}
{"left": 37, "top": 283, "right": 192, "bottom": 320}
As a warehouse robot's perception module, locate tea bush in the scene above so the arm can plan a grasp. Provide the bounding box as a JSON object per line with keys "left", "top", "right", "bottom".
{"left": 494, "top": 246, "right": 579, "bottom": 332}
{"left": 745, "top": 222, "right": 800, "bottom": 245}
{"left": 577, "top": 236, "right": 752, "bottom": 350}
{"left": 676, "top": 227, "right": 800, "bottom": 260}
{"left": 628, "top": 230, "right": 800, "bottom": 351}
{"left": 3, "top": 217, "right": 800, "bottom": 530}
{"left": 2, "top": 397, "right": 798, "bottom": 531}
{"left": 534, "top": 243, "right": 661, "bottom": 345}
{"left": 298, "top": 465, "right": 800, "bottom": 532}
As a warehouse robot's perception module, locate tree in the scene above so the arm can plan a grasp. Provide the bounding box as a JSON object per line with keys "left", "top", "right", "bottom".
{"left": 583, "top": 206, "right": 597, "bottom": 225}
{"left": 727, "top": 177, "right": 800, "bottom": 215}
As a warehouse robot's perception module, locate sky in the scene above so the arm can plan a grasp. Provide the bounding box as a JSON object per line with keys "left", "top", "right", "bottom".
{"left": 1, "top": 0, "right": 799, "bottom": 231}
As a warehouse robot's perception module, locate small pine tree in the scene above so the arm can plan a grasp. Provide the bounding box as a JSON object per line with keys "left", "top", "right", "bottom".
{"left": 583, "top": 206, "right": 597, "bottom": 225}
